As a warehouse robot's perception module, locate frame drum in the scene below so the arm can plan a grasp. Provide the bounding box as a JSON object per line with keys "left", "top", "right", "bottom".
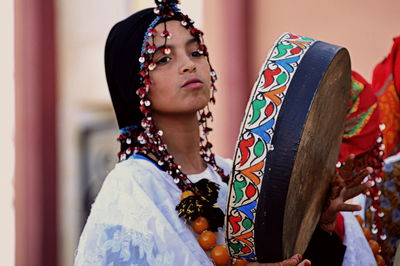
{"left": 225, "top": 33, "right": 351, "bottom": 262}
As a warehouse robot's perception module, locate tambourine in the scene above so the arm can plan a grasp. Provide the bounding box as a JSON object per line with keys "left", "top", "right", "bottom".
{"left": 225, "top": 33, "right": 351, "bottom": 262}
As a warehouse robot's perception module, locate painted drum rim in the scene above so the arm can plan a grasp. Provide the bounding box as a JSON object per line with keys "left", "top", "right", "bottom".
{"left": 225, "top": 32, "right": 350, "bottom": 262}
{"left": 254, "top": 41, "right": 347, "bottom": 262}
{"left": 225, "top": 32, "right": 317, "bottom": 261}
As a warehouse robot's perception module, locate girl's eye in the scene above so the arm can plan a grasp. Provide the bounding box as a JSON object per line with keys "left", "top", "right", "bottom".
{"left": 191, "top": 50, "right": 203, "bottom": 57}
{"left": 156, "top": 56, "right": 171, "bottom": 64}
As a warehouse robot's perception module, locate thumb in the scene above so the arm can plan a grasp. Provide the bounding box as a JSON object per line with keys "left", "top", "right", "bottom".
{"left": 281, "top": 254, "right": 302, "bottom": 265}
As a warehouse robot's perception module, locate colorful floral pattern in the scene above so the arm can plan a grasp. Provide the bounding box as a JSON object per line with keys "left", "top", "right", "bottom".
{"left": 226, "top": 33, "right": 316, "bottom": 260}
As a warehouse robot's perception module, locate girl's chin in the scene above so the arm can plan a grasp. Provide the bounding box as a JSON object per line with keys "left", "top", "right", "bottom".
{"left": 190, "top": 99, "right": 210, "bottom": 110}
{"left": 181, "top": 95, "right": 210, "bottom": 109}
{"left": 153, "top": 97, "right": 210, "bottom": 115}
{"left": 153, "top": 106, "right": 208, "bottom": 116}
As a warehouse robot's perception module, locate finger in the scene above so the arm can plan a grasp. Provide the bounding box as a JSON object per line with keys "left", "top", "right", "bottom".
{"left": 333, "top": 171, "right": 344, "bottom": 183}
{"left": 346, "top": 167, "right": 373, "bottom": 187}
{"left": 337, "top": 203, "right": 362, "bottom": 212}
{"left": 297, "top": 260, "right": 311, "bottom": 266}
{"left": 340, "top": 154, "right": 355, "bottom": 179}
{"left": 328, "top": 172, "right": 345, "bottom": 200}
{"left": 343, "top": 181, "right": 373, "bottom": 201}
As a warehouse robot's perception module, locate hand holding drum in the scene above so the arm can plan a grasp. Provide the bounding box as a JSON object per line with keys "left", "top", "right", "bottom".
{"left": 225, "top": 33, "right": 367, "bottom": 263}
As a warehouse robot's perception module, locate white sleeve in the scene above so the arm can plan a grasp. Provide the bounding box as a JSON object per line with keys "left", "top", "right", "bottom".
{"left": 341, "top": 212, "right": 377, "bottom": 266}
{"left": 73, "top": 164, "right": 211, "bottom": 266}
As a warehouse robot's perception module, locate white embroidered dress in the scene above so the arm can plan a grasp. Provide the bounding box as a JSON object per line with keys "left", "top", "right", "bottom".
{"left": 74, "top": 155, "right": 231, "bottom": 266}
{"left": 74, "top": 153, "right": 374, "bottom": 266}
{"left": 341, "top": 212, "right": 376, "bottom": 266}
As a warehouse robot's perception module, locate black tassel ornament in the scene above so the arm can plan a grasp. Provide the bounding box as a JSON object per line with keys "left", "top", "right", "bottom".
{"left": 176, "top": 179, "right": 224, "bottom": 231}
{"left": 192, "top": 179, "right": 220, "bottom": 205}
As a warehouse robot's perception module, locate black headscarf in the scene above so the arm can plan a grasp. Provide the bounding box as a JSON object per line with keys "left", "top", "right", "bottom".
{"left": 104, "top": 8, "right": 156, "bottom": 129}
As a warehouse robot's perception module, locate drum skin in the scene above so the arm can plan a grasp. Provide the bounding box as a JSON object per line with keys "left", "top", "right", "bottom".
{"left": 225, "top": 33, "right": 351, "bottom": 262}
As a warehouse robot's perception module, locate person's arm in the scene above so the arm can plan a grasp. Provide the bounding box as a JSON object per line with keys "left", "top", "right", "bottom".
{"left": 303, "top": 226, "right": 346, "bottom": 266}
{"left": 302, "top": 155, "right": 373, "bottom": 266}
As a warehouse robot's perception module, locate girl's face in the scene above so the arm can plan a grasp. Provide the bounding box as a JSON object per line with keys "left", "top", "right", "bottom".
{"left": 148, "top": 20, "right": 212, "bottom": 116}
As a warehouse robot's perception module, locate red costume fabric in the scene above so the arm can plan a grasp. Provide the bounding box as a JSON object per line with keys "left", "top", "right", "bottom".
{"left": 372, "top": 36, "right": 400, "bottom": 158}
{"left": 339, "top": 71, "right": 380, "bottom": 162}
{"left": 334, "top": 213, "right": 345, "bottom": 242}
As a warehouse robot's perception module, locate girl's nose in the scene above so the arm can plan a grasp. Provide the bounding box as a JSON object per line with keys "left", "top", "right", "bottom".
{"left": 180, "top": 55, "right": 196, "bottom": 74}
{"left": 182, "top": 64, "right": 196, "bottom": 73}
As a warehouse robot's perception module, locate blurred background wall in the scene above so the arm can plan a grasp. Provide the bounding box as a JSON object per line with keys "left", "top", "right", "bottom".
{"left": 56, "top": 1, "right": 205, "bottom": 266}
{"left": 204, "top": 0, "right": 400, "bottom": 158}
{"left": 6, "top": 0, "right": 400, "bottom": 266}
{"left": 14, "top": 0, "right": 58, "bottom": 265}
{"left": 0, "top": 0, "right": 15, "bottom": 265}
{"left": 57, "top": 1, "right": 132, "bottom": 265}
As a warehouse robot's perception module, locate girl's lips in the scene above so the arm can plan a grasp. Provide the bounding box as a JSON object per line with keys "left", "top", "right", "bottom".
{"left": 183, "top": 82, "right": 203, "bottom": 89}
{"left": 182, "top": 78, "right": 203, "bottom": 89}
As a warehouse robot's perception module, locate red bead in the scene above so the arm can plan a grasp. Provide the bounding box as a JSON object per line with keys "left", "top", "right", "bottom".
{"left": 139, "top": 70, "right": 147, "bottom": 77}
{"left": 190, "top": 27, "right": 199, "bottom": 35}
{"left": 143, "top": 78, "right": 151, "bottom": 86}
{"left": 148, "top": 28, "right": 157, "bottom": 36}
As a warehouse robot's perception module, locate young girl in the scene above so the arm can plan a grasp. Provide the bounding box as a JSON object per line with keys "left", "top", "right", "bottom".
{"left": 74, "top": 1, "right": 371, "bottom": 265}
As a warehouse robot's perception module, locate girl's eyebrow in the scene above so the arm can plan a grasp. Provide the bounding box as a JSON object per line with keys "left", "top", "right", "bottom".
{"left": 154, "top": 38, "right": 198, "bottom": 55}
{"left": 184, "top": 38, "right": 199, "bottom": 47}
